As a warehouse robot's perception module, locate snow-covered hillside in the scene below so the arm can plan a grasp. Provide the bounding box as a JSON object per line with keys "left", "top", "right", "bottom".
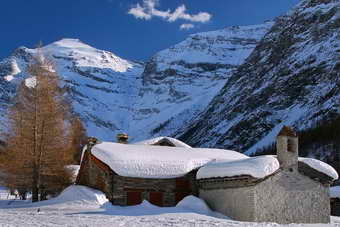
{"left": 178, "top": 0, "right": 340, "bottom": 154}
{"left": 134, "top": 22, "right": 273, "bottom": 141}
{"left": 0, "top": 23, "right": 271, "bottom": 141}
{"left": 0, "top": 39, "right": 144, "bottom": 141}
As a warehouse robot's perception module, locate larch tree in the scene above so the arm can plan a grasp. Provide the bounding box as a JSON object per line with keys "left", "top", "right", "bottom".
{"left": 4, "top": 54, "right": 74, "bottom": 202}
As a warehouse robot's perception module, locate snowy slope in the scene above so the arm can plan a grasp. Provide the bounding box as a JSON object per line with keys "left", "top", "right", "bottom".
{"left": 0, "top": 39, "right": 144, "bottom": 141}
{"left": 178, "top": 0, "right": 340, "bottom": 154}
{"left": 134, "top": 22, "right": 272, "bottom": 141}
{"left": 0, "top": 23, "right": 271, "bottom": 142}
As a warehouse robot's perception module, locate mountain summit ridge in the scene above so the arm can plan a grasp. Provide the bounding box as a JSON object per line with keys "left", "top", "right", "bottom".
{"left": 177, "top": 0, "right": 340, "bottom": 154}
{"left": 0, "top": 22, "right": 272, "bottom": 142}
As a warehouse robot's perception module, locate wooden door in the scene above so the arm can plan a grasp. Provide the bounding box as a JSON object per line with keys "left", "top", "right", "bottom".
{"left": 175, "top": 192, "right": 189, "bottom": 204}
{"left": 127, "top": 191, "right": 142, "bottom": 205}
{"left": 149, "top": 192, "right": 163, "bottom": 206}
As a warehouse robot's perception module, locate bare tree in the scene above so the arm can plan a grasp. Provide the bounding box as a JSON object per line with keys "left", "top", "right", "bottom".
{"left": 3, "top": 54, "right": 74, "bottom": 202}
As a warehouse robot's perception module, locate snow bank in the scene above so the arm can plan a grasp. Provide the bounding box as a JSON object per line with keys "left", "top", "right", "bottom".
{"left": 90, "top": 142, "right": 248, "bottom": 179}
{"left": 197, "top": 156, "right": 279, "bottom": 179}
{"left": 299, "top": 157, "right": 338, "bottom": 180}
{"left": 54, "top": 185, "right": 108, "bottom": 205}
{"left": 176, "top": 196, "right": 211, "bottom": 214}
{"left": 101, "top": 195, "right": 225, "bottom": 220}
{"left": 134, "top": 136, "right": 192, "bottom": 148}
{"left": 330, "top": 186, "right": 340, "bottom": 199}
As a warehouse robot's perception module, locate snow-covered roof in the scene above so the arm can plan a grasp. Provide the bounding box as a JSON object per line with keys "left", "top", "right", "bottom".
{"left": 134, "top": 137, "right": 191, "bottom": 148}
{"left": 299, "top": 157, "right": 338, "bottom": 180}
{"left": 90, "top": 142, "right": 248, "bottom": 179}
{"left": 197, "top": 155, "right": 338, "bottom": 181}
{"left": 197, "top": 156, "right": 280, "bottom": 180}
{"left": 330, "top": 186, "right": 340, "bottom": 199}
{"left": 86, "top": 140, "right": 338, "bottom": 181}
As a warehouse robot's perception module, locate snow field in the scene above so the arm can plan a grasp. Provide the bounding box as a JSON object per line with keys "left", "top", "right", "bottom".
{"left": 1, "top": 185, "right": 339, "bottom": 227}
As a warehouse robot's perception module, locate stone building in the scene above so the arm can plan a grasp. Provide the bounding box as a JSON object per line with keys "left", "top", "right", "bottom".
{"left": 197, "top": 126, "right": 337, "bottom": 223}
{"left": 76, "top": 126, "right": 338, "bottom": 223}
{"left": 76, "top": 136, "right": 245, "bottom": 206}
{"left": 330, "top": 186, "right": 340, "bottom": 216}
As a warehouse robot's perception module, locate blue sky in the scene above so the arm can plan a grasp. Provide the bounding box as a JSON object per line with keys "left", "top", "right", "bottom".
{"left": 1, "top": 0, "right": 299, "bottom": 61}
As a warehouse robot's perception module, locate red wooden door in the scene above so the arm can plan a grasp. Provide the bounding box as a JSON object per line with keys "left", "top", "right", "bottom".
{"left": 149, "top": 192, "right": 163, "bottom": 206}
{"left": 175, "top": 192, "right": 189, "bottom": 203}
{"left": 127, "top": 191, "right": 142, "bottom": 205}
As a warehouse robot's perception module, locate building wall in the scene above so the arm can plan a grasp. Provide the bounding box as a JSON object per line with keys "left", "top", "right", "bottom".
{"left": 112, "top": 172, "right": 197, "bottom": 206}
{"left": 254, "top": 170, "right": 330, "bottom": 223}
{"left": 199, "top": 184, "right": 256, "bottom": 221}
{"left": 199, "top": 170, "right": 330, "bottom": 224}
{"left": 331, "top": 198, "right": 340, "bottom": 216}
{"left": 77, "top": 151, "right": 197, "bottom": 207}
{"left": 76, "top": 151, "right": 114, "bottom": 200}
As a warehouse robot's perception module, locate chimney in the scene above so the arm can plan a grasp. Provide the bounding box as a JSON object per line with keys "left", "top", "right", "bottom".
{"left": 87, "top": 137, "right": 99, "bottom": 147}
{"left": 117, "top": 133, "right": 128, "bottom": 144}
{"left": 276, "top": 126, "right": 298, "bottom": 170}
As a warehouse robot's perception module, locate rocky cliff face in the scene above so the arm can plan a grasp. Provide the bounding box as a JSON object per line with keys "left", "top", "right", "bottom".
{"left": 177, "top": 0, "right": 340, "bottom": 154}
{"left": 0, "top": 23, "right": 271, "bottom": 142}
{"left": 133, "top": 23, "right": 272, "bottom": 141}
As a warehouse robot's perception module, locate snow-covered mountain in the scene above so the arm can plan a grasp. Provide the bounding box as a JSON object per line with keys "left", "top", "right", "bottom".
{"left": 177, "top": 0, "right": 340, "bottom": 154}
{"left": 133, "top": 22, "right": 273, "bottom": 141}
{"left": 0, "top": 23, "right": 271, "bottom": 141}
{"left": 0, "top": 39, "right": 144, "bottom": 140}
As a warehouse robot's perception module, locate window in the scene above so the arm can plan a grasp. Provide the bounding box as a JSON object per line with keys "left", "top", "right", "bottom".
{"left": 287, "top": 139, "right": 294, "bottom": 152}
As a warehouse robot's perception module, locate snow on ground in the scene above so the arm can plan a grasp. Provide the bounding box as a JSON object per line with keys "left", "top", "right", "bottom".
{"left": 0, "top": 185, "right": 338, "bottom": 227}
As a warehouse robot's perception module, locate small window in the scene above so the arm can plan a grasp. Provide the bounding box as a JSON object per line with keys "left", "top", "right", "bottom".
{"left": 287, "top": 139, "right": 294, "bottom": 152}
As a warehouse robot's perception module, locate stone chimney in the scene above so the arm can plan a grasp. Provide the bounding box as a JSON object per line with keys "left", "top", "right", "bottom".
{"left": 276, "top": 126, "right": 298, "bottom": 170}
{"left": 88, "top": 137, "right": 99, "bottom": 146}
{"left": 117, "top": 133, "right": 128, "bottom": 144}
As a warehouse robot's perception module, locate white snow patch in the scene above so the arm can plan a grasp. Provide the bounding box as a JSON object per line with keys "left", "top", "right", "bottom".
{"left": 90, "top": 142, "right": 248, "bottom": 179}
{"left": 4, "top": 75, "right": 14, "bottom": 81}
{"left": 197, "top": 156, "right": 279, "bottom": 179}
{"left": 176, "top": 195, "right": 212, "bottom": 214}
{"left": 25, "top": 76, "right": 37, "bottom": 88}
{"left": 134, "top": 136, "right": 192, "bottom": 148}
{"left": 65, "top": 165, "right": 80, "bottom": 182}
{"left": 299, "top": 157, "right": 338, "bottom": 180}
{"left": 41, "top": 185, "right": 108, "bottom": 206}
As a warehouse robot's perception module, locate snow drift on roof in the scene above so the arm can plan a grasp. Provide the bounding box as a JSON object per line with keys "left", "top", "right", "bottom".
{"left": 299, "top": 157, "right": 338, "bottom": 180}
{"left": 197, "top": 155, "right": 338, "bottom": 180}
{"left": 90, "top": 142, "right": 248, "bottom": 179}
{"left": 197, "top": 156, "right": 280, "bottom": 180}
{"left": 134, "top": 136, "right": 192, "bottom": 148}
